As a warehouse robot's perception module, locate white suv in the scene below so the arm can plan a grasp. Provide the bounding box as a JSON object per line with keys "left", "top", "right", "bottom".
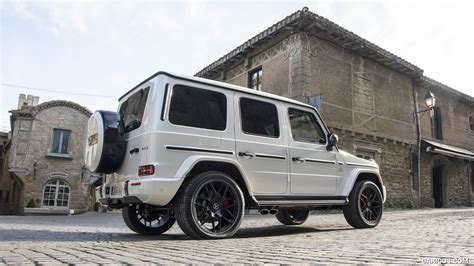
{"left": 85, "top": 71, "right": 386, "bottom": 239}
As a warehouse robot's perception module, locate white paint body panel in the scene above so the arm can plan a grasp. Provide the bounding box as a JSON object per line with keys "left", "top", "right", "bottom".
{"left": 96, "top": 72, "right": 385, "bottom": 207}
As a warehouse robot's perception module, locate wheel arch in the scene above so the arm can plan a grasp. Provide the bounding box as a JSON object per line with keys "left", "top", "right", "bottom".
{"left": 172, "top": 157, "right": 257, "bottom": 208}
{"left": 343, "top": 169, "right": 385, "bottom": 201}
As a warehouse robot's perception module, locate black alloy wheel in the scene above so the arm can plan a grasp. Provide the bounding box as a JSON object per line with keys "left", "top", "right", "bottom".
{"left": 358, "top": 184, "right": 383, "bottom": 224}
{"left": 122, "top": 204, "right": 175, "bottom": 235}
{"left": 343, "top": 180, "right": 383, "bottom": 228}
{"left": 174, "top": 171, "right": 244, "bottom": 239}
{"left": 276, "top": 208, "right": 310, "bottom": 225}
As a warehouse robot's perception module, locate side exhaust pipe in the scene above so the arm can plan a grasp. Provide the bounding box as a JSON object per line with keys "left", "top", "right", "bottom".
{"left": 269, "top": 209, "right": 278, "bottom": 215}
{"left": 259, "top": 209, "right": 269, "bottom": 215}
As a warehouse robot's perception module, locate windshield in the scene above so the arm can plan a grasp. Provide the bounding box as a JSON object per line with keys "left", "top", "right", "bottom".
{"left": 119, "top": 87, "right": 150, "bottom": 133}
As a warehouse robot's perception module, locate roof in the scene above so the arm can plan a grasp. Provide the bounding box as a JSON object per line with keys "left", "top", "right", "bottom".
{"left": 422, "top": 139, "right": 474, "bottom": 161}
{"left": 120, "top": 71, "right": 316, "bottom": 110}
{"left": 10, "top": 100, "right": 92, "bottom": 119}
{"left": 196, "top": 7, "right": 423, "bottom": 79}
{"left": 419, "top": 76, "right": 473, "bottom": 103}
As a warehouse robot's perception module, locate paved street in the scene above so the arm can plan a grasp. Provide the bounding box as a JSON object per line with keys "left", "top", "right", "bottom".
{"left": 0, "top": 208, "right": 472, "bottom": 264}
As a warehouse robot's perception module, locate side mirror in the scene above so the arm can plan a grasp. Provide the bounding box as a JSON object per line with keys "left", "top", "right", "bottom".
{"left": 327, "top": 133, "right": 339, "bottom": 151}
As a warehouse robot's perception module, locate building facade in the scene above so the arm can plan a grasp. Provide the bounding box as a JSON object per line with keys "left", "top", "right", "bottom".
{"left": 0, "top": 95, "right": 100, "bottom": 215}
{"left": 196, "top": 8, "right": 474, "bottom": 208}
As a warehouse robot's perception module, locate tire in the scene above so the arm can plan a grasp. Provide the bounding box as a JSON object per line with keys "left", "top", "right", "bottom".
{"left": 122, "top": 204, "right": 175, "bottom": 235}
{"left": 84, "top": 110, "right": 126, "bottom": 174}
{"left": 174, "top": 171, "right": 245, "bottom": 239}
{"left": 276, "top": 209, "right": 310, "bottom": 225}
{"left": 343, "top": 180, "right": 383, "bottom": 228}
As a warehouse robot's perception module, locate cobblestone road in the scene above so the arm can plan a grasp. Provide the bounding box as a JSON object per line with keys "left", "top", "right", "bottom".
{"left": 0, "top": 208, "right": 472, "bottom": 264}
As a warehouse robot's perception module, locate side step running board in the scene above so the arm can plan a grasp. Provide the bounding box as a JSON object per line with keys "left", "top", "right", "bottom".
{"left": 257, "top": 199, "right": 348, "bottom": 207}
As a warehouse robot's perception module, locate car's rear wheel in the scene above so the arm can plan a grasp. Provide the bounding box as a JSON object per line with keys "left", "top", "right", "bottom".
{"left": 122, "top": 204, "right": 175, "bottom": 235}
{"left": 276, "top": 209, "right": 310, "bottom": 225}
{"left": 343, "top": 180, "right": 383, "bottom": 228}
{"left": 174, "top": 171, "right": 245, "bottom": 239}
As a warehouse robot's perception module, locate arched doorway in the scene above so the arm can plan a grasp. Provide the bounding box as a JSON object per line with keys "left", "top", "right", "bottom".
{"left": 42, "top": 179, "right": 70, "bottom": 208}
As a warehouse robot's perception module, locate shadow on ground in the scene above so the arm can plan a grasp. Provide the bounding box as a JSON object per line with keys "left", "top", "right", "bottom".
{"left": 0, "top": 225, "right": 353, "bottom": 242}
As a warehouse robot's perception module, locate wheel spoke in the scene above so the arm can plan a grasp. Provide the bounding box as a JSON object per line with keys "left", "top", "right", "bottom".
{"left": 221, "top": 203, "right": 235, "bottom": 210}
{"left": 226, "top": 209, "right": 235, "bottom": 219}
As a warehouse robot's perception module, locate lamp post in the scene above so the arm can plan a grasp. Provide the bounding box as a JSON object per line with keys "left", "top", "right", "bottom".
{"left": 413, "top": 90, "right": 436, "bottom": 204}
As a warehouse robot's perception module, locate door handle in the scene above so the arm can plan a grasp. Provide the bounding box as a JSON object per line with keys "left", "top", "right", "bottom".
{"left": 292, "top": 157, "right": 305, "bottom": 163}
{"left": 238, "top": 151, "right": 254, "bottom": 158}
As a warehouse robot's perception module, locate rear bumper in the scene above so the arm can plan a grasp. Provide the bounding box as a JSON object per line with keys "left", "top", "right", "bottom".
{"left": 96, "top": 176, "right": 183, "bottom": 208}
{"left": 98, "top": 196, "right": 142, "bottom": 208}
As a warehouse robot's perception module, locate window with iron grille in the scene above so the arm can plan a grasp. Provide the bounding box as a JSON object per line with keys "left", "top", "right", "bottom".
{"left": 431, "top": 107, "right": 443, "bottom": 140}
{"left": 248, "top": 66, "right": 262, "bottom": 90}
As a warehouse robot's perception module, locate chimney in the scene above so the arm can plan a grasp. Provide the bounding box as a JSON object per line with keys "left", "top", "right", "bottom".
{"left": 17, "top": 94, "right": 39, "bottom": 109}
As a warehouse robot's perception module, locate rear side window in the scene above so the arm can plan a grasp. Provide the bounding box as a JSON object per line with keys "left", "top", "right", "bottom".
{"left": 240, "top": 98, "right": 279, "bottom": 138}
{"left": 288, "top": 108, "right": 326, "bottom": 144}
{"left": 169, "top": 85, "right": 227, "bottom": 131}
{"left": 119, "top": 87, "right": 150, "bottom": 133}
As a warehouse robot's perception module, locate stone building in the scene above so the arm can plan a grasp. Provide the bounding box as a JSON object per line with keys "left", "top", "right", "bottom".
{"left": 196, "top": 7, "right": 474, "bottom": 208}
{"left": 0, "top": 95, "right": 100, "bottom": 215}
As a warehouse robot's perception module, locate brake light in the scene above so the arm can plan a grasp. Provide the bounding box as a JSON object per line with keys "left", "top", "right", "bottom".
{"left": 138, "top": 165, "right": 155, "bottom": 176}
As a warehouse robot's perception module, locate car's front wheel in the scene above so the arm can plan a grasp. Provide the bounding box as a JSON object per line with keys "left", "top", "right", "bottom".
{"left": 343, "top": 180, "right": 383, "bottom": 228}
{"left": 122, "top": 204, "right": 175, "bottom": 235}
{"left": 276, "top": 209, "right": 310, "bottom": 225}
{"left": 174, "top": 171, "right": 245, "bottom": 239}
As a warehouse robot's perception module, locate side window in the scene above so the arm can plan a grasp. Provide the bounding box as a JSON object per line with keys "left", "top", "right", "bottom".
{"left": 240, "top": 98, "right": 279, "bottom": 138}
{"left": 119, "top": 87, "right": 150, "bottom": 133}
{"left": 51, "top": 129, "right": 71, "bottom": 154}
{"left": 169, "top": 85, "right": 226, "bottom": 131}
{"left": 288, "top": 108, "right": 326, "bottom": 144}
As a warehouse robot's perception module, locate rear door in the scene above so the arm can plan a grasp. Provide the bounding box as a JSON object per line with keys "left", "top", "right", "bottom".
{"left": 287, "top": 106, "right": 340, "bottom": 195}
{"left": 234, "top": 94, "right": 288, "bottom": 194}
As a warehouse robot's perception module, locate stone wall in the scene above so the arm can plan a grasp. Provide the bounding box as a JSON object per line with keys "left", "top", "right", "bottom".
{"left": 7, "top": 101, "right": 94, "bottom": 213}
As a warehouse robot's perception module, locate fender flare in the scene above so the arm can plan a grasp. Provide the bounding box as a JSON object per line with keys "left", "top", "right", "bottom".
{"left": 341, "top": 168, "right": 385, "bottom": 200}
{"left": 174, "top": 155, "right": 256, "bottom": 201}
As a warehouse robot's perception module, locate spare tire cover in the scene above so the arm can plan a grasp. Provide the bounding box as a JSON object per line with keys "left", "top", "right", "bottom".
{"left": 84, "top": 110, "right": 126, "bottom": 173}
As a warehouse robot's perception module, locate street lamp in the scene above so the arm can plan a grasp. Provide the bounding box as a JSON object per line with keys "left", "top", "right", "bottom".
{"left": 415, "top": 90, "right": 436, "bottom": 116}
{"left": 413, "top": 89, "right": 436, "bottom": 205}
{"left": 424, "top": 91, "right": 436, "bottom": 109}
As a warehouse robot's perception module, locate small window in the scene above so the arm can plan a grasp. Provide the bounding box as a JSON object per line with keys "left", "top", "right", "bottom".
{"left": 431, "top": 107, "right": 443, "bottom": 139}
{"left": 469, "top": 116, "right": 474, "bottom": 131}
{"left": 240, "top": 97, "right": 279, "bottom": 138}
{"left": 248, "top": 67, "right": 263, "bottom": 90}
{"left": 288, "top": 108, "right": 326, "bottom": 144}
{"left": 169, "top": 85, "right": 226, "bottom": 131}
{"left": 119, "top": 87, "right": 150, "bottom": 133}
{"left": 51, "top": 129, "right": 70, "bottom": 154}
{"left": 356, "top": 150, "right": 375, "bottom": 160}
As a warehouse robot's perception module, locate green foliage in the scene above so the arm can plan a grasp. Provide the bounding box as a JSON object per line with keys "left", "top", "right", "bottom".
{"left": 26, "top": 199, "right": 36, "bottom": 208}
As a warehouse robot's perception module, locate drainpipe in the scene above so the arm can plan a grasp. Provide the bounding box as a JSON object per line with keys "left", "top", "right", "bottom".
{"left": 412, "top": 79, "right": 422, "bottom": 204}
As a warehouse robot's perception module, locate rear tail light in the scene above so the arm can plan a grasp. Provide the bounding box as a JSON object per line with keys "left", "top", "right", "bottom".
{"left": 138, "top": 165, "right": 155, "bottom": 176}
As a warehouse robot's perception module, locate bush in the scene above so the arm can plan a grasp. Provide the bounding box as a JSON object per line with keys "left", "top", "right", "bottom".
{"left": 26, "top": 199, "right": 36, "bottom": 208}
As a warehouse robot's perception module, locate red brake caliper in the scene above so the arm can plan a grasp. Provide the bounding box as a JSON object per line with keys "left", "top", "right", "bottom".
{"left": 222, "top": 200, "right": 230, "bottom": 207}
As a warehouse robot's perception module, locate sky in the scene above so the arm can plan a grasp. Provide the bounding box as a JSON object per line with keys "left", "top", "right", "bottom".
{"left": 1, "top": 0, "right": 473, "bottom": 132}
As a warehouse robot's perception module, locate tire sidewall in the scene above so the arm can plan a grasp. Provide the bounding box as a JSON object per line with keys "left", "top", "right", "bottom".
{"left": 122, "top": 204, "right": 175, "bottom": 235}
{"left": 180, "top": 171, "right": 245, "bottom": 239}
{"left": 355, "top": 181, "right": 383, "bottom": 227}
